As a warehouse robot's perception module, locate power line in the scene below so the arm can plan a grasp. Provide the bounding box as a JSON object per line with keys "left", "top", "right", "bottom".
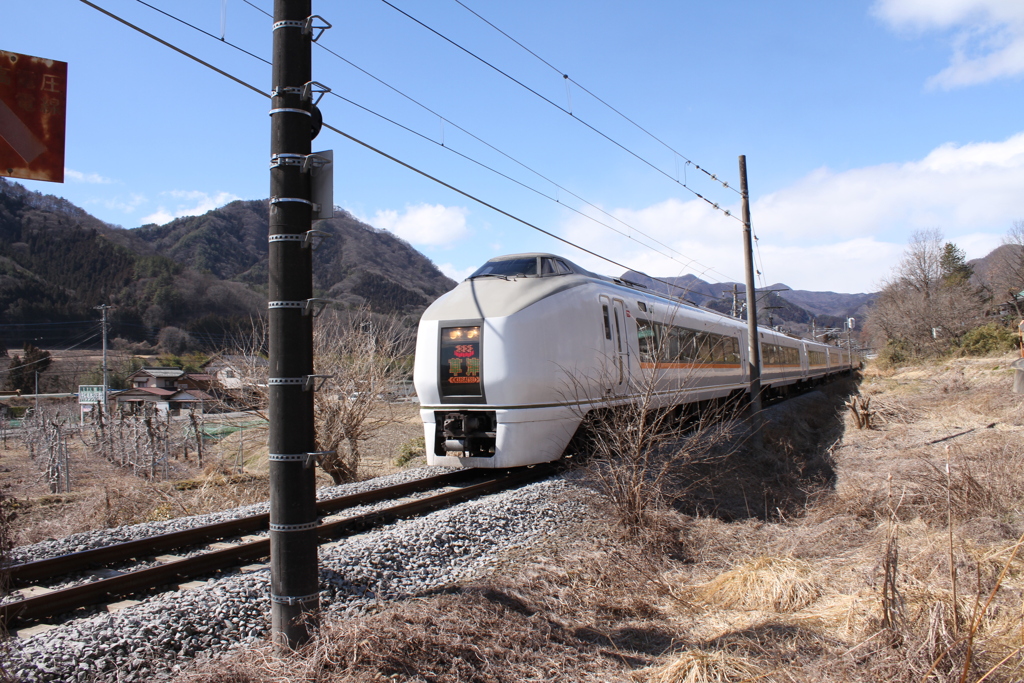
{"left": 377, "top": 0, "right": 742, "bottom": 222}
{"left": 451, "top": 0, "right": 741, "bottom": 198}
{"left": 77, "top": 0, "right": 729, "bottom": 305}
{"left": 132, "top": 0, "right": 270, "bottom": 65}
{"left": 174, "top": 0, "right": 740, "bottom": 283}
{"left": 323, "top": 90, "right": 732, "bottom": 284}
{"left": 79, "top": 0, "right": 266, "bottom": 99}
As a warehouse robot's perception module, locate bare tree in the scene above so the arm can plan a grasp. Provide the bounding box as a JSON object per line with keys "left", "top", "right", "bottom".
{"left": 227, "top": 309, "right": 413, "bottom": 484}
{"left": 980, "top": 219, "right": 1024, "bottom": 317}
{"left": 312, "top": 309, "right": 412, "bottom": 484}
{"left": 868, "top": 230, "right": 985, "bottom": 357}
{"left": 224, "top": 316, "right": 271, "bottom": 417}
{"left": 566, "top": 320, "right": 740, "bottom": 537}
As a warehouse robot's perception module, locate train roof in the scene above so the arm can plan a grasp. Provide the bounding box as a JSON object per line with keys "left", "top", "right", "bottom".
{"left": 428, "top": 254, "right": 846, "bottom": 351}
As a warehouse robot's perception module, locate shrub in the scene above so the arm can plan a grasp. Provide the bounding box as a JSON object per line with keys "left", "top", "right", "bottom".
{"left": 956, "top": 322, "right": 1019, "bottom": 356}
{"left": 876, "top": 339, "right": 912, "bottom": 369}
{"left": 395, "top": 436, "right": 425, "bottom": 467}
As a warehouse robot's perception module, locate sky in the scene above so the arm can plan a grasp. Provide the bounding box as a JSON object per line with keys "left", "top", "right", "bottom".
{"left": 2, "top": 0, "right": 1023, "bottom": 295}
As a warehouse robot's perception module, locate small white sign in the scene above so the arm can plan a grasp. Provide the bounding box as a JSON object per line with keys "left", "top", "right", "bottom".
{"left": 78, "top": 385, "right": 105, "bottom": 404}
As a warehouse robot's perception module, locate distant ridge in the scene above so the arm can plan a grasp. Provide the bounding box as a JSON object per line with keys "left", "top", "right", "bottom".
{"left": 0, "top": 179, "right": 456, "bottom": 348}
{"left": 621, "top": 270, "right": 875, "bottom": 333}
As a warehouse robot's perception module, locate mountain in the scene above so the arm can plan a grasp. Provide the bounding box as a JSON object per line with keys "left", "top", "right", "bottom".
{"left": 621, "top": 270, "right": 876, "bottom": 334}
{"left": 131, "top": 200, "right": 456, "bottom": 314}
{"left": 0, "top": 179, "right": 456, "bottom": 349}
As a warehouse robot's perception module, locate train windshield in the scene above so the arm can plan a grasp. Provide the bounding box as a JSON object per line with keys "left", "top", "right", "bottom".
{"left": 469, "top": 257, "right": 573, "bottom": 279}
{"left": 469, "top": 258, "right": 538, "bottom": 278}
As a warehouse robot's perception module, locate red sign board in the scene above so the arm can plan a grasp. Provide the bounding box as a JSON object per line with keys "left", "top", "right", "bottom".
{"left": 0, "top": 51, "right": 67, "bottom": 183}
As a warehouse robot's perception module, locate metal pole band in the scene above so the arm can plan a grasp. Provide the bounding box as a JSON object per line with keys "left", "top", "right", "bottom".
{"left": 270, "top": 197, "right": 317, "bottom": 209}
{"left": 271, "top": 86, "right": 304, "bottom": 97}
{"left": 269, "top": 108, "right": 311, "bottom": 116}
{"left": 270, "top": 521, "right": 319, "bottom": 532}
{"left": 272, "top": 20, "right": 305, "bottom": 30}
{"left": 270, "top": 592, "right": 320, "bottom": 606}
{"left": 268, "top": 234, "right": 303, "bottom": 243}
{"left": 268, "top": 301, "right": 305, "bottom": 309}
{"left": 268, "top": 453, "right": 306, "bottom": 462}
{"left": 268, "top": 377, "right": 305, "bottom": 385}
{"left": 270, "top": 153, "right": 306, "bottom": 169}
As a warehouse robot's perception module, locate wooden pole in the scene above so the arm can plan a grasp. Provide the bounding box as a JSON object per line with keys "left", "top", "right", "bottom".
{"left": 739, "top": 155, "right": 762, "bottom": 448}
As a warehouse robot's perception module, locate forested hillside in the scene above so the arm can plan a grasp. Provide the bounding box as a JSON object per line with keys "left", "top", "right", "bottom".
{"left": 0, "top": 179, "right": 456, "bottom": 349}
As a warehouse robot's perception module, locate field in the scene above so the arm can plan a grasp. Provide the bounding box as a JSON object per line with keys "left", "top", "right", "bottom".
{"left": 5, "top": 355, "right": 1024, "bottom": 682}
{"left": 1, "top": 404, "right": 424, "bottom": 545}
{"left": 179, "top": 354, "right": 1024, "bottom": 682}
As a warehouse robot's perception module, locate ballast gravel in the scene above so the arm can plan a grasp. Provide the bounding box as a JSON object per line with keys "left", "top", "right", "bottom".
{"left": 10, "top": 467, "right": 447, "bottom": 565}
{"left": 4, "top": 472, "right": 589, "bottom": 683}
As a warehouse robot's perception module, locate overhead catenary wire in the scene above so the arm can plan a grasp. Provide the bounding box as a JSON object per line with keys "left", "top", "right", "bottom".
{"left": 157, "top": 0, "right": 740, "bottom": 285}
{"left": 322, "top": 90, "right": 731, "bottom": 285}
{"left": 132, "top": 0, "right": 271, "bottom": 65}
{"left": 76, "top": 0, "right": 725, "bottom": 304}
{"left": 451, "top": 0, "right": 741, "bottom": 197}
{"left": 377, "top": 0, "right": 742, "bottom": 222}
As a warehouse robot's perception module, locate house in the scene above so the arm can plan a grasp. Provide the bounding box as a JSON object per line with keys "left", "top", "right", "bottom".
{"left": 202, "top": 355, "right": 265, "bottom": 391}
{"left": 116, "top": 367, "right": 216, "bottom": 416}
{"left": 114, "top": 386, "right": 214, "bottom": 416}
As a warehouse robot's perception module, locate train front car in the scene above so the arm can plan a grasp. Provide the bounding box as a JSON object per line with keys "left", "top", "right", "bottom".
{"left": 413, "top": 254, "right": 607, "bottom": 468}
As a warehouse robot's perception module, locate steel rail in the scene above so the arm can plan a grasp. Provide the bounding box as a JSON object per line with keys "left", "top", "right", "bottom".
{"left": 6, "top": 469, "right": 480, "bottom": 586}
{"left": 1, "top": 464, "right": 556, "bottom": 626}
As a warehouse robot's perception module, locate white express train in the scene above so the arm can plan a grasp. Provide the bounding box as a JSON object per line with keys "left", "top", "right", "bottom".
{"left": 413, "top": 253, "right": 856, "bottom": 468}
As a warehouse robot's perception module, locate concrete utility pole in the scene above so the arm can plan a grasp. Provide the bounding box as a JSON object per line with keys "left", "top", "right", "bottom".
{"left": 268, "top": 0, "right": 320, "bottom": 650}
{"left": 95, "top": 304, "right": 114, "bottom": 406}
{"left": 739, "top": 155, "right": 762, "bottom": 446}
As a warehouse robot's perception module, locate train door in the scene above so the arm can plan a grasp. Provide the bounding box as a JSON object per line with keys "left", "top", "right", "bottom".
{"left": 599, "top": 295, "right": 628, "bottom": 395}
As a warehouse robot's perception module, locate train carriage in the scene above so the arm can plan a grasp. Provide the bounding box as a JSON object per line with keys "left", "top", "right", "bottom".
{"left": 414, "top": 253, "right": 855, "bottom": 468}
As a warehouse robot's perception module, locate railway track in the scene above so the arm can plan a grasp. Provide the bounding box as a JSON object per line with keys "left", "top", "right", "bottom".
{"left": 1, "top": 464, "right": 557, "bottom": 628}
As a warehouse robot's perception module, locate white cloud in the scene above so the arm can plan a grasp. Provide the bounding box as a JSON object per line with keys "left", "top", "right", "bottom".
{"left": 140, "top": 190, "right": 240, "bottom": 225}
{"left": 65, "top": 168, "right": 115, "bottom": 184}
{"left": 140, "top": 209, "right": 175, "bottom": 226}
{"left": 873, "top": 0, "right": 1024, "bottom": 87}
{"left": 754, "top": 132, "right": 1024, "bottom": 241}
{"left": 97, "top": 193, "right": 146, "bottom": 213}
{"left": 437, "top": 263, "right": 477, "bottom": 282}
{"left": 556, "top": 132, "right": 1024, "bottom": 293}
{"left": 371, "top": 203, "right": 469, "bottom": 246}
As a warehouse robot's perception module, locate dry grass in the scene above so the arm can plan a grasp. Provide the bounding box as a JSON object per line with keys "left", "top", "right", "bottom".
{"left": 166, "top": 355, "right": 1024, "bottom": 681}
{"left": 638, "top": 649, "right": 772, "bottom": 683}
{"left": 5, "top": 406, "right": 423, "bottom": 545}
{"left": 690, "top": 557, "right": 822, "bottom": 613}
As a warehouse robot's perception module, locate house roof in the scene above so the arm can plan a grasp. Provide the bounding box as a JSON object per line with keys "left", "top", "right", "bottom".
{"left": 115, "top": 387, "right": 213, "bottom": 402}
{"left": 171, "top": 389, "right": 214, "bottom": 401}
{"left": 202, "top": 355, "right": 268, "bottom": 369}
{"left": 130, "top": 367, "right": 185, "bottom": 379}
{"left": 117, "top": 387, "right": 176, "bottom": 398}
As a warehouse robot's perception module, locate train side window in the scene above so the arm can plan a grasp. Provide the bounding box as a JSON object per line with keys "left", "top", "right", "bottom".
{"left": 677, "top": 329, "right": 696, "bottom": 362}
{"left": 725, "top": 337, "right": 740, "bottom": 364}
{"left": 637, "top": 319, "right": 656, "bottom": 362}
{"left": 712, "top": 335, "right": 727, "bottom": 363}
{"left": 554, "top": 259, "right": 572, "bottom": 274}
{"left": 602, "top": 305, "right": 612, "bottom": 340}
{"left": 667, "top": 327, "right": 681, "bottom": 362}
{"left": 541, "top": 258, "right": 557, "bottom": 275}
{"left": 694, "top": 333, "right": 712, "bottom": 363}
